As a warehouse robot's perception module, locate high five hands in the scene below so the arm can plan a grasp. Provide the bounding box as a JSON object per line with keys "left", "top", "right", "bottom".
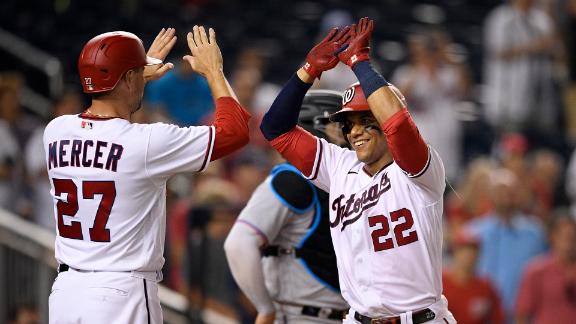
{"left": 183, "top": 25, "right": 223, "bottom": 79}
{"left": 302, "top": 17, "right": 374, "bottom": 80}
{"left": 144, "top": 28, "right": 177, "bottom": 82}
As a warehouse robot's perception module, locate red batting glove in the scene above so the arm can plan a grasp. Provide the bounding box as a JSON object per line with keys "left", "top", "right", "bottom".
{"left": 303, "top": 26, "right": 352, "bottom": 79}
{"left": 337, "top": 17, "right": 374, "bottom": 67}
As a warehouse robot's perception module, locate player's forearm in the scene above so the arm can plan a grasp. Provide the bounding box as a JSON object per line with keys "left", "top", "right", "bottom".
{"left": 351, "top": 61, "right": 403, "bottom": 123}
{"left": 260, "top": 73, "right": 312, "bottom": 141}
{"left": 205, "top": 70, "right": 238, "bottom": 100}
{"left": 353, "top": 60, "right": 428, "bottom": 174}
{"left": 210, "top": 97, "right": 251, "bottom": 161}
{"left": 224, "top": 225, "right": 276, "bottom": 314}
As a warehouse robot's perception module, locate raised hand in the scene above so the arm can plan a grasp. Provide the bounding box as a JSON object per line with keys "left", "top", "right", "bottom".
{"left": 303, "top": 26, "right": 352, "bottom": 79}
{"left": 337, "top": 17, "right": 374, "bottom": 67}
{"left": 183, "top": 25, "right": 223, "bottom": 79}
{"left": 144, "top": 28, "right": 177, "bottom": 81}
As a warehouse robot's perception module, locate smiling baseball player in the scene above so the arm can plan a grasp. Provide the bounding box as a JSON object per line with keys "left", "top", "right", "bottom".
{"left": 46, "top": 26, "right": 250, "bottom": 324}
{"left": 260, "top": 18, "right": 456, "bottom": 324}
{"left": 225, "top": 90, "right": 349, "bottom": 324}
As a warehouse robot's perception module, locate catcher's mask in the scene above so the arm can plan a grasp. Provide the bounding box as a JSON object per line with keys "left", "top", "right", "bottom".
{"left": 298, "top": 90, "right": 346, "bottom": 146}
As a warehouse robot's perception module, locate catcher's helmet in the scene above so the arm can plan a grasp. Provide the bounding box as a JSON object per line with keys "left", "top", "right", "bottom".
{"left": 328, "top": 82, "right": 370, "bottom": 122}
{"left": 78, "top": 31, "right": 162, "bottom": 93}
{"left": 298, "top": 90, "right": 342, "bottom": 139}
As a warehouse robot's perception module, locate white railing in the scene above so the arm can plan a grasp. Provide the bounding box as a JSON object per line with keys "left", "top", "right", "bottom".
{"left": 0, "top": 208, "right": 236, "bottom": 324}
{"left": 0, "top": 28, "right": 62, "bottom": 117}
{"left": 0, "top": 28, "right": 63, "bottom": 98}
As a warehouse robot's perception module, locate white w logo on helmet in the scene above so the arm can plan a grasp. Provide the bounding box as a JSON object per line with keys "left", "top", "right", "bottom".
{"left": 342, "top": 86, "right": 355, "bottom": 106}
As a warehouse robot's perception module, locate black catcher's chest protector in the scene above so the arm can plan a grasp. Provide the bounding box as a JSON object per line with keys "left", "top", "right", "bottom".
{"left": 296, "top": 189, "right": 340, "bottom": 291}
{"left": 266, "top": 163, "right": 340, "bottom": 292}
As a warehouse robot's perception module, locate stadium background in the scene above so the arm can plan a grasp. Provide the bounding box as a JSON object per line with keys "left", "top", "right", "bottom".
{"left": 0, "top": 0, "right": 575, "bottom": 323}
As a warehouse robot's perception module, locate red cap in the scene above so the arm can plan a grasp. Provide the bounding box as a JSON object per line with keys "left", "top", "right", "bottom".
{"left": 452, "top": 230, "right": 480, "bottom": 248}
{"left": 500, "top": 132, "right": 528, "bottom": 155}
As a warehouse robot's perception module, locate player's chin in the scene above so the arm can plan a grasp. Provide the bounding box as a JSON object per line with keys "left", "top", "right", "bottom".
{"left": 354, "top": 149, "right": 370, "bottom": 163}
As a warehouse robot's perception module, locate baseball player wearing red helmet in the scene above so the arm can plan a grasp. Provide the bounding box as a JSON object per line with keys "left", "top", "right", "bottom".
{"left": 260, "top": 18, "right": 456, "bottom": 324}
{"left": 46, "top": 26, "right": 251, "bottom": 324}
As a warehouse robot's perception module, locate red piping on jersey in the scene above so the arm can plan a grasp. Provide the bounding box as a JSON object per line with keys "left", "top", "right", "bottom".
{"left": 210, "top": 97, "right": 251, "bottom": 161}
{"left": 309, "top": 140, "right": 323, "bottom": 180}
{"left": 236, "top": 219, "right": 269, "bottom": 246}
{"left": 199, "top": 127, "right": 213, "bottom": 171}
{"left": 382, "top": 109, "right": 428, "bottom": 176}
{"left": 269, "top": 126, "right": 317, "bottom": 177}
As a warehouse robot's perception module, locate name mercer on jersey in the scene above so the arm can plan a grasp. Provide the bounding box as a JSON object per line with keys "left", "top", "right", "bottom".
{"left": 48, "top": 139, "right": 123, "bottom": 172}
{"left": 331, "top": 171, "right": 391, "bottom": 231}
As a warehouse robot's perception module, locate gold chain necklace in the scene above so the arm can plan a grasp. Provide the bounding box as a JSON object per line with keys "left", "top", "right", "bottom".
{"left": 84, "top": 109, "right": 119, "bottom": 118}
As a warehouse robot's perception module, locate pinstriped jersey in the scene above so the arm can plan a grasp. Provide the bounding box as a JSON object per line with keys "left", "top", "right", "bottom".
{"left": 307, "top": 138, "right": 446, "bottom": 317}
{"left": 44, "top": 114, "right": 214, "bottom": 272}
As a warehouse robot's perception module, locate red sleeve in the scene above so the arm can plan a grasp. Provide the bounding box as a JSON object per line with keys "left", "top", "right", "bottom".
{"left": 210, "top": 97, "right": 251, "bottom": 161}
{"left": 270, "top": 126, "right": 318, "bottom": 177}
{"left": 515, "top": 264, "right": 539, "bottom": 318}
{"left": 382, "top": 109, "right": 428, "bottom": 176}
{"left": 487, "top": 279, "right": 506, "bottom": 324}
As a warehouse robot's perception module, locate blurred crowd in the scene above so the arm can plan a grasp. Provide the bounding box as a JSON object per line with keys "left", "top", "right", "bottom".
{"left": 2, "top": 0, "right": 576, "bottom": 323}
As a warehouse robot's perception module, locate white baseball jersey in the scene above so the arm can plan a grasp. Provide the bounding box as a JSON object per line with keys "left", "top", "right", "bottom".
{"left": 43, "top": 114, "right": 214, "bottom": 272}
{"left": 307, "top": 138, "right": 446, "bottom": 317}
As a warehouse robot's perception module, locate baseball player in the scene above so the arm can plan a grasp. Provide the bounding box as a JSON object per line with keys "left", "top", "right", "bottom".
{"left": 260, "top": 18, "right": 456, "bottom": 324}
{"left": 224, "top": 90, "right": 349, "bottom": 324}
{"left": 46, "top": 26, "right": 251, "bottom": 324}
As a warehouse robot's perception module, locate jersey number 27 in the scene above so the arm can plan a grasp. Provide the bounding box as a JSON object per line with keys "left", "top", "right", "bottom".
{"left": 52, "top": 178, "right": 116, "bottom": 242}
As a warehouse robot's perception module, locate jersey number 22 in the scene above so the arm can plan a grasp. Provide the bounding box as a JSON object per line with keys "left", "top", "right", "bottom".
{"left": 368, "top": 208, "right": 419, "bottom": 251}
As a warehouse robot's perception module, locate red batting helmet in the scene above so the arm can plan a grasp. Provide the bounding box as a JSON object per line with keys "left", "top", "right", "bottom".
{"left": 78, "top": 31, "right": 162, "bottom": 93}
{"left": 329, "top": 82, "right": 370, "bottom": 122}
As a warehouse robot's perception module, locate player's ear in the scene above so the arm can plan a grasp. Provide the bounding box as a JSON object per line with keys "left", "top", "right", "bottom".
{"left": 123, "top": 69, "right": 138, "bottom": 92}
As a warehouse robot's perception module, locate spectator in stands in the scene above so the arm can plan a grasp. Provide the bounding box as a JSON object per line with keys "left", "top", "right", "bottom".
{"left": 392, "top": 29, "right": 470, "bottom": 181}
{"left": 0, "top": 86, "right": 23, "bottom": 213}
{"left": 484, "top": 0, "right": 562, "bottom": 137}
{"left": 144, "top": 52, "right": 213, "bottom": 126}
{"left": 228, "top": 148, "right": 270, "bottom": 203}
{"left": 527, "top": 149, "right": 563, "bottom": 223}
{"left": 494, "top": 132, "right": 533, "bottom": 212}
{"left": 467, "top": 168, "right": 547, "bottom": 322}
{"left": 562, "top": 0, "right": 576, "bottom": 142}
{"left": 185, "top": 185, "right": 248, "bottom": 323}
{"left": 8, "top": 303, "right": 39, "bottom": 324}
{"left": 24, "top": 89, "right": 83, "bottom": 229}
{"left": 443, "top": 230, "right": 505, "bottom": 324}
{"left": 564, "top": 146, "right": 576, "bottom": 217}
{"left": 445, "top": 158, "right": 495, "bottom": 234}
{"left": 515, "top": 215, "right": 576, "bottom": 324}
{"left": 0, "top": 73, "right": 41, "bottom": 148}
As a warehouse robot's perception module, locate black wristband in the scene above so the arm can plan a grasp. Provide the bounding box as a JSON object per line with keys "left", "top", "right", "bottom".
{"left": 352, "top": 61, "right": 389, "bottom": 98}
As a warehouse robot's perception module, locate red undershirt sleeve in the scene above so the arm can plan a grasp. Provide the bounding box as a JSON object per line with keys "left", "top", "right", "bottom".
{"left": 270, "top": 126, "right": 318, "bottom": 177}
{"left": 382, "top": 109, "right": 429, "bottom": 176}
{"left": 210, "top": 97, "right": 251, "bottom": 161}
